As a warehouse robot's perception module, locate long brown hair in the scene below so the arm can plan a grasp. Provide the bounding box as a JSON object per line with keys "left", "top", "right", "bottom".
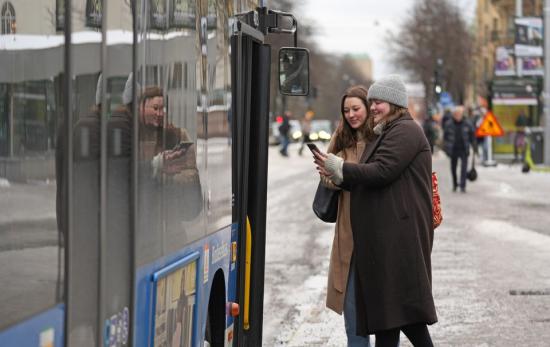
{"left": 329, "top": 85, "right": 374, "bottom": 155}
{"left": 375, "top": 103, "right": 408, "bottom": 131}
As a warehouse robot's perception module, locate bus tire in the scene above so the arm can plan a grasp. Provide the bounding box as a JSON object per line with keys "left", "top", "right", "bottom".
{"left": 205, "top": 271, "right": 226, "bottom": 347}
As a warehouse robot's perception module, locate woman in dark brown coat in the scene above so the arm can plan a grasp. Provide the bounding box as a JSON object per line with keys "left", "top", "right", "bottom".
{"left": 313, "top": 75, "right": 437, "bottom": 347}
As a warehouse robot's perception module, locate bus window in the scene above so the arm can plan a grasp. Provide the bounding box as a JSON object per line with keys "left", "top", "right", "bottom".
{"left": 66, "top": 0, "right": 103, "bottom": 345}
{"left": 206, "top": 0, "right": 233, "bottom": 232}
{"left": 135, "top": 0, "right": 205, "bottom": 267}
{"left": 102, "top": 2, "right": 135, "bottom": 346}
{"left": 0, "top": 0, "right": 64, "bottom": 333}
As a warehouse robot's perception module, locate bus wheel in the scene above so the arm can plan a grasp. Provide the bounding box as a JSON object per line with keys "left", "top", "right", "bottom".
{"left": 205, "top": 271, "right": 225, "bottom": 347}
{"left": 204, "top": 315, "right": 212, "bottom": 347}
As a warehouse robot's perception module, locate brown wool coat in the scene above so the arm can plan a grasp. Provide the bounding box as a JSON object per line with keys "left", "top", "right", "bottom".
{"left": 341, "top": 113, "right": 437, "bottom": 335}
{"left": 322, "top": 137, "right": 366, "bottom": 314}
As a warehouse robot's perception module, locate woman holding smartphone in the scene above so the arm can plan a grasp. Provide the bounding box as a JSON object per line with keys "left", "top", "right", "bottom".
{"left": 316, "top": 85, "right": 375, "bottom": 347}
{"left": 314, "top": 75, "right": 437, "bottom": 347}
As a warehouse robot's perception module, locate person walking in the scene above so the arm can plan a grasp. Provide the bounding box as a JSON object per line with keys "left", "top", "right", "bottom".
{"left": 313, "top": 75, "right": 437, "bottom": 347}
{"left": 319, "top": 85, "right": 375, "bottom": 346}
{"left": 443, "top": 105, "right": 476, "bottom": 193}
{"left": 422, "top": 110, "right": 438, "bottom": 154}
{"left": 279, "top": 110, "right": 291, "bottom": 157}
{"left": 513, "top": 112, "right": 528, "bottom": 163}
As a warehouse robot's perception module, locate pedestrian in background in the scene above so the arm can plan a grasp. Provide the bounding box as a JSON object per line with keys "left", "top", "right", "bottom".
{"left": 422, "top": 110, "right": 438, "bottom": 154}
{"left": 513, "top": 112, "right": 528, "bottom": 163}
{"left": 279, "top": 110, "right": 291, "bottom": 157}
{"left": 472, "top": 106, "right": 487, "bottom": 161}
{"left": 441, "top": 107, "right": 452, "bottom": 128}
{"left": 443, "top": 105, "right": 476, "bottom": 193}
{"left": 298, "top": 110, "right": 314, "bottom": 156}
{"left": 313, "top": 75, "right": 437, "bottom": 347}
{"left": 320, "top": 85, "right": 375, "bottom": 346}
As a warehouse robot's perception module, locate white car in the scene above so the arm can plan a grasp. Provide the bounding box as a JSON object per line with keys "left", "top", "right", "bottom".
{"left": 309, "top": 120, "right": 332, "bottom": 142}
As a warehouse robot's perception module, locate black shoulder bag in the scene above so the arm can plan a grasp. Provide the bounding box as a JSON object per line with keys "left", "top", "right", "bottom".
{"left": 312, "top": 182, "right": 339, "bottom": 223}
{"left": 467, "top": 152, "right": 477, "bottom": 182}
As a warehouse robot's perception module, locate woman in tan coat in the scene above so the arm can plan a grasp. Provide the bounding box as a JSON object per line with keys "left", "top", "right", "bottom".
{"left": 321, "top": 85, "right": 374, "bottom": 346}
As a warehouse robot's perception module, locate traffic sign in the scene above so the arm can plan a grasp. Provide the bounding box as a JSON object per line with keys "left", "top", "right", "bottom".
{"left": 475, "top": 111, "right": 505, "bottom": 137}
{"left": 439, "top": 92, "right": 454, "bottom": 107}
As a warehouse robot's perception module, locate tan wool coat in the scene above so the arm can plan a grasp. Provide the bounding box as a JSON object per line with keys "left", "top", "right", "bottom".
{"left": 323, "top": 138, "right": 366, "bottom": 314}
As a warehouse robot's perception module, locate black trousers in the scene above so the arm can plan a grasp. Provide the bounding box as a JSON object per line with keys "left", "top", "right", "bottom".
{"left": 450, "top": 151, "right": 468, "bottom": 190}
{"left": 375, "top": 323, "right": 433, "bottom": 347}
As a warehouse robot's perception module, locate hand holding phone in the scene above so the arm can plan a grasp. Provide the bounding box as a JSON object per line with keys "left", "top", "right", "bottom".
{"left": 306, "top": 142, "right": 320, "bottom": 154}
{"left": 172, "top": 141, "right": 194, "bottom": 152}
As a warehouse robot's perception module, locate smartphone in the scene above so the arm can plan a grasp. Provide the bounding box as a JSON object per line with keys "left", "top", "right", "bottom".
{"left": 306, "top": 142, "right": 320, "bottom": 154}
{"left": 173, "top": 141, "right": 194, "bottom": 151}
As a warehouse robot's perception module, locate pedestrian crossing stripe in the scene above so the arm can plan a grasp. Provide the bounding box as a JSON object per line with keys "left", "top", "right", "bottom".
{"left": 475, "top": 111, "right": 505, "bottom": 137}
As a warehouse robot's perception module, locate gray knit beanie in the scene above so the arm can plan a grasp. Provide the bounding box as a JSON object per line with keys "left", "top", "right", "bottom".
{"left": 367, "top": 74, "right": 408, "bottom": 108}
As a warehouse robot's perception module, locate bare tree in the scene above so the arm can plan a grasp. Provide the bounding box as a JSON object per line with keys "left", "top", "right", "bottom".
{"left": 267, "top": 0, "right": 372, "bottom": 123}
{"left": 388, "top": 0, "right": 473, "bottom": 105}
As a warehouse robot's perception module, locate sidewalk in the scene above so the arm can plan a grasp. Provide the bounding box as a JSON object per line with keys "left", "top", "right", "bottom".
{"left": 263, "top": 146, "right": 550, "bottom": 346}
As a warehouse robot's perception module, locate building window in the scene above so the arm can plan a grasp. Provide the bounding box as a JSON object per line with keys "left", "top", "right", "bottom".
{"left": 1, "top": 2, "right": 16, "bottom": 34}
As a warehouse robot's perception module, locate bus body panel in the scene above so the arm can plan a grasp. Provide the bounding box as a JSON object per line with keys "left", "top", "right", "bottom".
{"left": 134, "top": 223, "right": 237, "bottom": 347}
{"left": 0, "top": 304, "right": 64, "bottom": 347}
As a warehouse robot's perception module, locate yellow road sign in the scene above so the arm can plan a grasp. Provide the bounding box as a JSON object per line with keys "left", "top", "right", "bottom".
{"left": 475, "top": 111, "right": 504, "bottom": 137}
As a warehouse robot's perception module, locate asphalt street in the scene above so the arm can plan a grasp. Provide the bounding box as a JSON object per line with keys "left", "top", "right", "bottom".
{"left": 262, "top": 142, "right": 550, "bottom": 347}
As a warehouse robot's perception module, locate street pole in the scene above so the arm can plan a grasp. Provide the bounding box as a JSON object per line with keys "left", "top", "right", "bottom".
{"left": 485, "top": 136, "right": 497, "bottom": 166}
{"left": 516, "top": 0, "right": 523, "bottom": 78}
{"left": 545, "top": 0, "right": 550, "bottom": 165}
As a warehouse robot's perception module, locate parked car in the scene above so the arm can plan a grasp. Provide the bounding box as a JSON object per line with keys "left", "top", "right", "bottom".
{"left": 309, "top": 120, "right": 332, "bottom": 142}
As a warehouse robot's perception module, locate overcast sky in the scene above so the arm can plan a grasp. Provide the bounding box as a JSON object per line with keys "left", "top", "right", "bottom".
{"left": 299, "top": 0, "right": 477, "bottom": 80}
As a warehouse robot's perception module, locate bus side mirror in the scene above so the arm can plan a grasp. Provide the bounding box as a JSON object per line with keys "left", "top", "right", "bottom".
{"left": 278, "top": 47, "right": 309, "bottom": 96}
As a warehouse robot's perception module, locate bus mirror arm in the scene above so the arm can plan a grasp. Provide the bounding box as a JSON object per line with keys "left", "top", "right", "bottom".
{"left": 236, "top": 7, "right": 299, "bottom": 47}
{"left": 255, "top": 7, "right": 298, "bottom": 47}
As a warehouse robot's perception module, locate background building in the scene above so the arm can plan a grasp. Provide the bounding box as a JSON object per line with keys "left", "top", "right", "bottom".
{"left": 471, "top": 0, "right": 543, "bottom": 155}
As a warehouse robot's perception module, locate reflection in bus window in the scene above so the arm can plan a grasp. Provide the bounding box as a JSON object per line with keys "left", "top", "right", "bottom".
{"left": 135, "top": 0, "right": 205, "bottom": 266}
{"left": 206, "top": 0, "right": 232, "bottom": 231}
{"left": 1, "top": 2, "right": 16, "bottom": 34}
{"left": 67, "top": 0, "right": 104, "bottom": 339}
{"left": 0, "top": 0, "right": 63, "bottom": 332}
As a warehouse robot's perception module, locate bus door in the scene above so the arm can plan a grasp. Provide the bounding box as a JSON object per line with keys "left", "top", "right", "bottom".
{"left": 230, "top": 10, "right": 309, "bottom": 346}
{"left": 231, "top": 21, "right": 271, "bottom": 347}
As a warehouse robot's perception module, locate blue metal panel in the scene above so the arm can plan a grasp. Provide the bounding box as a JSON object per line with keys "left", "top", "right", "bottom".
{"left": 0, "top": 304, "right": 64, "bottom": 347}
{"left": 134, "top": 224, "right": 237, "bottom": 347}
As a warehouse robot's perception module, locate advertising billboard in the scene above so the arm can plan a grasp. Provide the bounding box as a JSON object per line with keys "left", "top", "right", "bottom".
{"left": 520, "top": 56, "right": 544, "bottom": 76}
{"left": 495, "top": 46, "right": 516, "bottom": 76}
{"left": 515, "top": 17, "right": 543, "bottom": 57}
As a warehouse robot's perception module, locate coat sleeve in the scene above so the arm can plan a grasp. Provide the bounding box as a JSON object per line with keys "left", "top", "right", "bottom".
{"left": 342, "top": 122, "right": 422, "bottom": 187}
{"left": 320, "top": 145, "right": 343, "bottom": 190}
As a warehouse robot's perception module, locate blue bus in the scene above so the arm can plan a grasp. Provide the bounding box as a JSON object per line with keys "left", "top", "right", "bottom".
{"left": 0, "top": 1, "right": 308, "bottom": 346}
